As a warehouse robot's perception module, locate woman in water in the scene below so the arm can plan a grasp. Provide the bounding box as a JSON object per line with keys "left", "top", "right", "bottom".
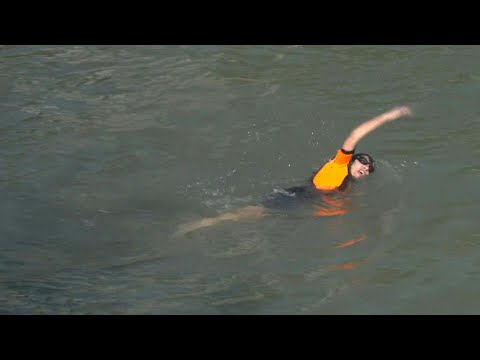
{"left": 178, "top": 106, "right": 412, "bottom": 235}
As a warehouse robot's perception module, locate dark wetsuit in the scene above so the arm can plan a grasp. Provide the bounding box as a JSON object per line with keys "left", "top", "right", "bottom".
{"left": 262, "top": 184, "right": 320, "bottom": 210}
{"left": 262, "top": 182, "right": 352, "bottom": 216}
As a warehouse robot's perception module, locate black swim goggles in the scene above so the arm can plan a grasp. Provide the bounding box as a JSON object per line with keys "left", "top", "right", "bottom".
{"left": 356, "top": 156, "right": 370, "bottom": 166}
{"left": 353, "top": 154, "right": 375, "bottom": 173}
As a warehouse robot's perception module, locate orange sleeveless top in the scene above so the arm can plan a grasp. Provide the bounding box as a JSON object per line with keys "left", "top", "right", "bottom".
{"left": 312, "top": 150, "right": 353, "bottom": 191}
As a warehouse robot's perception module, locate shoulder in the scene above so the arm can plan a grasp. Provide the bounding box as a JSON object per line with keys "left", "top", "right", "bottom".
{"left": 333, "top": 148, "right": 354, "bottom": 165}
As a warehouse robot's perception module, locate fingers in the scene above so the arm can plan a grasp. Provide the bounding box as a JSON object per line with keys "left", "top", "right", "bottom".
{"left": 383, "top": 106, "right": 412, "bottom": 121}
{"left": 391, "top": 106, "right": 412, "bottom": 117}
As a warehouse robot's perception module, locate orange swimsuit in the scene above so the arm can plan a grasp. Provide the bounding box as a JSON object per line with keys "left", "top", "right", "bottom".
{"left": 312, "top": 149, "right": 353, "bottom": 191}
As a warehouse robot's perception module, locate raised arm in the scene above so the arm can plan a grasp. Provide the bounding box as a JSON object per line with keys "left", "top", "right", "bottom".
{"left": 341, "top": 106, "right": 412, "bottom": 152}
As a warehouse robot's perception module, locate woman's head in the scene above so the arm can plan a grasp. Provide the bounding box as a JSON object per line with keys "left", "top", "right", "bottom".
{"left": 349, "top": 153, "right": 375, "bottom": 179}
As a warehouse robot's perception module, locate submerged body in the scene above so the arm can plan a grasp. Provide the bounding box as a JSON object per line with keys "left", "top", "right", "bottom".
{"left": 262, "top": 183, "right": 352, "bottom": 217}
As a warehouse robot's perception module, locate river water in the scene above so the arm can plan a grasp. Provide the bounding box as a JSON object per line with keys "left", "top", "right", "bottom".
{"left": 1, "top": 45, "right": 479, "bottom": 314}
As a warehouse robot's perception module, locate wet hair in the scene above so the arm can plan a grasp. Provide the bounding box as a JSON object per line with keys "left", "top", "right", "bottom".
{"left": 351, "top": 153, "right": 375, "bottom": 173}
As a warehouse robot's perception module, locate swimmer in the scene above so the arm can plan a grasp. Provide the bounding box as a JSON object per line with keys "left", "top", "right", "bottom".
{"left": 177, "top": 106, "right": 412, "bottom": 235}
